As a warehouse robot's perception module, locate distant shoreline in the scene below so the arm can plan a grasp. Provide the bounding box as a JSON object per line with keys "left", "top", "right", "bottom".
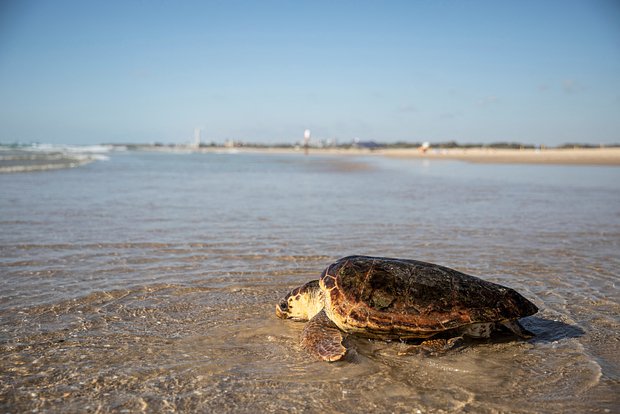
{"left": 3, "top": 144, "right": 619, "bottom": 169}
{"left": 176, "top": 146, "right": 620, "bottom": 166}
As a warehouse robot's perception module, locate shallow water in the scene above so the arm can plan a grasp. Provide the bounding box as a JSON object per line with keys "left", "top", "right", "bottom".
{"left": 1, "top": 151, "right": 619, "bottom": 413}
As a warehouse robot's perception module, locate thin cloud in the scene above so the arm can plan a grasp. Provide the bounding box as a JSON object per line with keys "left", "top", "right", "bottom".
{"left": 130, "top": 69, "right": 152, "bottom": 79}
{"left": 476, "top": 95, "right": 500, "bottom": 107}
{"left": 440, "top": 112, "right": 459, "bottom": 120}
{"left": 397, "top": 104, "right": 418, "bottom": 113}
{"left": 538, "top": 84, "right": 550, "bottom": 92}
{"left": 562, "top": 79, "right": 583, "bottom": 94}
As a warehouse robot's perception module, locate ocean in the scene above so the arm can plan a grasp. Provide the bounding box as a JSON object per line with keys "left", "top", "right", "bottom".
{"left": 1, "top": 150, "right": 619, "bottom": 413}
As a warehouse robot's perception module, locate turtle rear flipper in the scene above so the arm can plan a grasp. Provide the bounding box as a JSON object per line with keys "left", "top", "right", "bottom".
{"left": 301, "top": 310, "right": 347, "bottom": 362}
{"left": 500, "top": 320, "right": 535, "bottom": 338}
{"left": 398, "top": 336, "right": 464, "bottom": 356}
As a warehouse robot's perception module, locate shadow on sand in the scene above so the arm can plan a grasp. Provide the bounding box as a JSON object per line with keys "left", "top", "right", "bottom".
{"left": 521, "top": 316, "right": 585, "bottom": 343}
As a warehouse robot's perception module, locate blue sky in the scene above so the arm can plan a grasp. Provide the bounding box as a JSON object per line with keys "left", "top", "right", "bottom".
{"left": 0, "top": 0, "right": 619, "bottom": 145}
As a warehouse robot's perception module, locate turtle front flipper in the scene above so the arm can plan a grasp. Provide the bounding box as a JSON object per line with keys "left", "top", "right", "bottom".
{"left": 301, "top": 310, "right": 347, "bottom": 362}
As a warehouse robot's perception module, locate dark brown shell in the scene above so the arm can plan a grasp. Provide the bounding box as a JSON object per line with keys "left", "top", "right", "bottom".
{"left": 321, "top": 256, "right": 538, "bottom": 336}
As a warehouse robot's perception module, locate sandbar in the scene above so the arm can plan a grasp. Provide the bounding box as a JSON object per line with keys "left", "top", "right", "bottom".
{"left": 377, "top": 147, "right": 620, "bottom": 166}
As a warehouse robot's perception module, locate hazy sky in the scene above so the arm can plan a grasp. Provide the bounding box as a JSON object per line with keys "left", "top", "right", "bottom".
{"left": 1, "top": 1, "right": 619, "bottom": 145}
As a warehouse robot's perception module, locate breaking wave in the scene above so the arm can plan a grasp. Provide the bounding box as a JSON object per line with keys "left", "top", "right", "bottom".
{"left": 0, "top": 144, "right": 111, "bottom": 173}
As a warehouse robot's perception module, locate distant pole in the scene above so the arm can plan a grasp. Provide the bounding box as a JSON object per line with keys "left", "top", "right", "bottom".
{"left": 304, "top": 129, "right": 311, "bottom": 155}
{"left": 194, "top": 128, "right": 201, "bottom": 148}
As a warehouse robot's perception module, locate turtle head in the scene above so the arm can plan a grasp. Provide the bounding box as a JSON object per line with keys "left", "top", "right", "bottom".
{"left": 276, "top": 280, "right": 323, "bottom": 321}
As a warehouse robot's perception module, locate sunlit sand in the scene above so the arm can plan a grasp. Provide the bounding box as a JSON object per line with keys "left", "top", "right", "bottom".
{"left": 378, "top": 147, "right": 620, "bottom": 166}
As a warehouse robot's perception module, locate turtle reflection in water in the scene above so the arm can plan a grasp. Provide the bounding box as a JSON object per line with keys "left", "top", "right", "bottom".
{"left": 276, "top": 256, "right": 538, "bottom": 362}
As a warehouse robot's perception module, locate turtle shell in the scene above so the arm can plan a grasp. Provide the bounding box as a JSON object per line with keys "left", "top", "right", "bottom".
{"left": 320, "top": 255, "right": 538, "bottom": 338}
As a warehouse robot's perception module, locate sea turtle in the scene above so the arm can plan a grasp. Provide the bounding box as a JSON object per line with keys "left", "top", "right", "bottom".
{"left": 275, "top": 255, "right": 538, "bottom": 362}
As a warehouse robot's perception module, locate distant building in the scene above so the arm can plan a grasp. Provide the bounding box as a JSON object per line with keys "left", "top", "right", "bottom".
{"left": 303, "top": 129, "right": 311, "bottom": 155}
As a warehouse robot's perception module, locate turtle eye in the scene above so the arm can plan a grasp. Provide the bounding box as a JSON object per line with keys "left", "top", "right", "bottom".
{"left": 279, "top": 301, "right": 289, "bottom": 311}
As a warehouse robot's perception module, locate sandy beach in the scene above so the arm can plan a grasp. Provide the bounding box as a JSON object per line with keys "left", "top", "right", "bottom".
{"left": 378, "top": 147, "right": 620, "bottom": 166}
{"left": 191, "top": 146, "right": 620, "bottom": 166}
